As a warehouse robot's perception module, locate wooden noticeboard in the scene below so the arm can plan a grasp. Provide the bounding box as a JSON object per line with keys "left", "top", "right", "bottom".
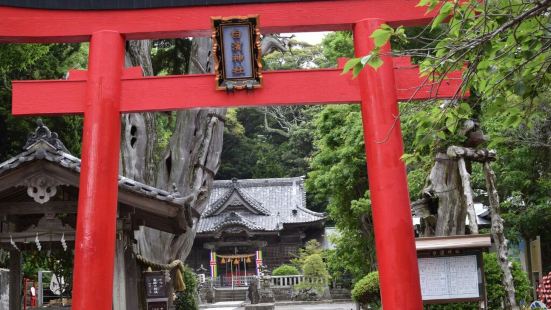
{"left": 418, "top": 253, "right": 484, "bottom": 303}
{"left": 416, "top": 235, "right": 491, "bottom": 305}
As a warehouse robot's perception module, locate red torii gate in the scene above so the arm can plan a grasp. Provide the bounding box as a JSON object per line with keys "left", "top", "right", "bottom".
{"left": 0, "top": 1, "right": 463, "bottom": 309}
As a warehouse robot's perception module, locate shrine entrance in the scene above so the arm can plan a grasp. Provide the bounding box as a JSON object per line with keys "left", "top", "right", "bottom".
{"left": 0, "top": 1, "right": 466, "bottom": 309}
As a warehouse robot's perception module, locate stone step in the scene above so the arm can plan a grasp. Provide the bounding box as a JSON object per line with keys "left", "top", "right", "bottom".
{"left": 214, "top": 288, "right": 248, "bottom": 302}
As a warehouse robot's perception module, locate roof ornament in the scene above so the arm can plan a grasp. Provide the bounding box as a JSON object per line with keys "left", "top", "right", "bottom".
{"left": 23, "top": 119, "right": 69, "bottom": 153}
{"left": 9, "top": 234, "right": 19, "bottom": 251}
{"left": 231, "top": 177, "right": 239, "bottom": 187}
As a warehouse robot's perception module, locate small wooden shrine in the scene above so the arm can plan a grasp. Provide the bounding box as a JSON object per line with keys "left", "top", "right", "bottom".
{"left": 0, "top": 122, "right": 197, "bottom": 308}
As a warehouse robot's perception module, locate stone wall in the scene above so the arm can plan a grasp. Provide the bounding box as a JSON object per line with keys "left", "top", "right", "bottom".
{"left": 272, "top": 287, "right": 293, "bottom": 301}
{"left": 0, "top": 269, "right": 9, "bottom": 310}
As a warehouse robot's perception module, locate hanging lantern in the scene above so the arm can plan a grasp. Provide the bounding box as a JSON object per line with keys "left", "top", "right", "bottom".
{"left": 246, "top": 257, "right": 251, "bottom": 264}
{"left": 221, "top": 258, "right": 226, "bottom": 264}
{"left": 234, "top": 258, "right": 239, "bottom": 264}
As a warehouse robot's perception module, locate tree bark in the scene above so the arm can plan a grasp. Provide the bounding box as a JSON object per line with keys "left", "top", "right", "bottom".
{"left": 483, "top": 161, "right": 518, "bottom": 310}
{"left": 422, "top": 152, "right": 467, "bottom": 236}
{"left": 119, "top": 38, "right": 226, "bottom": 310}
{"left": 120, "top": 40, "right": 157, "bottom": 185}
{"left": 457, "top": 157, "right": 478, "bottom": 234}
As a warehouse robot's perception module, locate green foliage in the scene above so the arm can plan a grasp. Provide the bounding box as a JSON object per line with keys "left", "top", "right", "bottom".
{"left": 306, "top": 105, "right": 375, "bottom": 280}
{"left": 291, "top": 239, "right": 323, "bottom": 269}
{"left": 174, "top": 266, "right": 199, "bottom": 310}
{"left": 483, "top": 253, "right": 532, "bottom": 307}
{"left": 263, "top": 39, "right": 328, "bottom": 70}
{"left": 217, "top": 106, "right": 318, "bottom": 181}
{"left": 321, "top": 32, "right": 354, "bottom": 66}
{"left": 272, "top": 264, "right": 300, "bottom": 276}
{"left": 0, "top": 43, "right": 87, "bottom": 160}
{"left": 342, "top": 24, "right": 407, "bottom": 76}
{"left": 22, "top": 248, "right": 74, "bottom": 296}
{"left": 294, "top": 253, "right": 330, "bottom": 294}
{"left": 351, "top": 271, "right": 380, "bottom": 308}
{"left": 151, "top": 39, "right": 192, "bottom": 75}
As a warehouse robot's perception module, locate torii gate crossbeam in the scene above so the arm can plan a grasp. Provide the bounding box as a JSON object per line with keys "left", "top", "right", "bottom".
{"left": 1, "top": 1, "right": 463, "bottom": 309}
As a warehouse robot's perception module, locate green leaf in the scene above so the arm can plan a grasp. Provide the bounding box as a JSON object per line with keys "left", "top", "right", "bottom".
{"left": 457, "top": 102, "right": 472, "bottom": 116}
{"left": 445, "top": 115, "right": 458, "bottom": 133}
{"left": 367, "top": 55, "right": 384, "bottom": 70}
{"left": 431, "top": 2, "right": 454, "bottom": 31}
{"left": 370, "top": 27, "right": 392, "bottom": 48}
{"left": 352, "top": 63, "right": 364, "bottom": 78}
{"left": 416, "top": 0, "right": 431, "bottom": 8}
{"left": 342, "top": 57, "right": 361, "bottom": 75}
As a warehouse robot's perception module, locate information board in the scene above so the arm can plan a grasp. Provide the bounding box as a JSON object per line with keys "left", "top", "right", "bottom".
{"left": 144, "top": 271, "right": 167, "bottom": 299}
{"left": 418, "top": 255, "right": 481, "bottom": 301}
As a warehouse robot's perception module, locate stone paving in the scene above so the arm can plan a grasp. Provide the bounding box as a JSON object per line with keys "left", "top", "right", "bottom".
{"left": 272, "top": 302, "right": 356, "bottom": 310}
{"left": 202, "top": 301, "right": 357, "bottom": 310}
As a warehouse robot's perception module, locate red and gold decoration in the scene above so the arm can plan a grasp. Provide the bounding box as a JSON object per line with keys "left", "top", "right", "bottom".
{"left": 212, "top": 15, "right": 262, "bottom": 91}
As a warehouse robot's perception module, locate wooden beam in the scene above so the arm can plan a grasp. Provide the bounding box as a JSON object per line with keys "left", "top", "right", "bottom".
{"left": 0, "top": 201, "right": 77, "bottom": 215}
{"left": 9, "top": 249, "right": 22, "bottom": 310}
{"left": 0, "top": 0, "right": 434, "bottom": 43}
{"left": 13, "top": 63, "right": 464, "bottom": 116}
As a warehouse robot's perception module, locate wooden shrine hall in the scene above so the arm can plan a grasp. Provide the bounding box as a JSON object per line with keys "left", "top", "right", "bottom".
{"left": 0, "top": 122, "right": 197, "bottom": 308}
{"left": 187, "top": 177, "right": 326, "bottom": 287}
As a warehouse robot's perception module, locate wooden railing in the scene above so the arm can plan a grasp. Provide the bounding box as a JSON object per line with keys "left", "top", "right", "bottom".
{"left": 271, "top": 275, "right": 325, "bottom": 287}
{"left": 271, "top": 275, "right": 304, "bottom": 287}
{"left": 212, "top": 274, "right": 326, "bottom": 288}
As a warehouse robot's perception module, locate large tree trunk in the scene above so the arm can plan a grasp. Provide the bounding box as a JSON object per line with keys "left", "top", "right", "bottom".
{"left": 420, "top": 151, "right": 467, "bottom": 236}
{"left": 413, "top": 121, "right": 490, "bottom": 237}
{"left": 120, "top": 40, "right": 157, "bottom": 185}
{"left": 121, "top": 38, "right": 226, "bottom": 265}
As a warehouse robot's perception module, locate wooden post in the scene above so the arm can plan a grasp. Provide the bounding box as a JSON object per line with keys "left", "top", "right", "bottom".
{"left": 354, "top": 18, "right": 423, "bottom": 309}
{"left": 113, "top": 222, "right": 127, "bottom": 310}
{"left": 9, "top": 249, "right": 22, "bottom": 310}
{"left": 72, "top": 30, "right": 125, "bottom": 310}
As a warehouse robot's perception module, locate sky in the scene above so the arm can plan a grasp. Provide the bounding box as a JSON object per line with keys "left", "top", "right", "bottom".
{"left": 281, "top": 31, "right": 329, "bottom": 45}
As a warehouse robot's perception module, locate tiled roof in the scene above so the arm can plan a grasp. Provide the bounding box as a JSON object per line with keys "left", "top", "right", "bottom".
{"left": 204, "top": 179, "right": 270, "bottom": 217}
{"left": 197, "top": 177, "right": 326, "bottom": 233}
{"left": 0, "top": 122, "right": 186, "bottom": 205}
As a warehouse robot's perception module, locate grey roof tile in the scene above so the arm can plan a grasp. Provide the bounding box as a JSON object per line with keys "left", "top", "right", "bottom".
{"left": 0, "top": 123, "right": 184, "bottom": 206}
{"left": 197, "top": 177, "right": 326, "bottom": 233}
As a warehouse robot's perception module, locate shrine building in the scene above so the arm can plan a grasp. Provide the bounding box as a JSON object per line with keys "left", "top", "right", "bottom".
{"left": 186, "top": 177, "right": 326, "bottom": 286}
{"left": 0, "top": 123, "right": 196, "bottom": 308}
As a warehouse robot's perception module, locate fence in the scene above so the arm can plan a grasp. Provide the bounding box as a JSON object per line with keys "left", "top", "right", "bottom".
{"left": 211, "top": 274, "right": 326, "bottom": 288}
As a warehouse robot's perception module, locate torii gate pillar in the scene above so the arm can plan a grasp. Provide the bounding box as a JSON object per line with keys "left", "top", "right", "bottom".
{"left": 72, "top": 31, "right": 125, "bottom": 310}
{"left": 354, "top": 19, "right": 423, "bottom": 309}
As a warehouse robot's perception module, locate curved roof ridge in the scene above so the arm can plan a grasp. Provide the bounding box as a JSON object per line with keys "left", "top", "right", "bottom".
{"left": 204, "top": 179, "right": 270, "bottom": 217}
{"left": 294, "top": 204, "right": 326, "bottom": 218}
{"left": 213, "top": 176, "right": 304, "bottom": 188}
{"left": 211, "top": 211, "right": 263, "bottom": 232}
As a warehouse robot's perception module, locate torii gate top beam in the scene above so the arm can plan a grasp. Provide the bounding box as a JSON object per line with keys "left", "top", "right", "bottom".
{"left": 0, "top": 0, "right": 432, "bottom": 43}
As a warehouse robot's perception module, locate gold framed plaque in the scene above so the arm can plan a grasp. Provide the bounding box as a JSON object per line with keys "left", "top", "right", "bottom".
{"left": 212, "top": 15, "right": 262, "bottom": 91}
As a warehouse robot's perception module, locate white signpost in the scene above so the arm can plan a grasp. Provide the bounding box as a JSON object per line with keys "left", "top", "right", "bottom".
{"left": 416, "top": 235, "right": 491, "bottom": 306}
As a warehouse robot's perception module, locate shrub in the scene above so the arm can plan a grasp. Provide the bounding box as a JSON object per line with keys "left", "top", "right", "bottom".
{"left": 174, "top": 266, "right": 199, "bottom": 310}
{"left": 273, "top": 264, "right": 300, "bottom": 276}
{"left": 294, "top": 253, "right": 330, "bottom": 296}
{"left": 351, "top": 271, "right": 380, "bottom": 308}
{"left": 483, "top": 252, "right": 532, "bottom": 307}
